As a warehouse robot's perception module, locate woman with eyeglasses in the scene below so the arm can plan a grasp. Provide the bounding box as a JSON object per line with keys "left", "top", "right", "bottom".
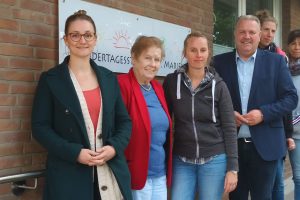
{"left": 31, "top": 10, "right": 132, "bottom": 200}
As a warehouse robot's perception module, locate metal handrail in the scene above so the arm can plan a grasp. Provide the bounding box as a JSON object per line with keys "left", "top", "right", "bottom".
{"left": 0, "top": 170, "right": 45, "bottom": 184}
{"left": 0, "top": 170, "right": 45, "bottom": 196}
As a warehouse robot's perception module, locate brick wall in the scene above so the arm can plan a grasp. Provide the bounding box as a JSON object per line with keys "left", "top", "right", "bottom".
{"left": 282, "top": 0, "right": 300, "bottom": 51}
{"left": 0, "top": 0, "right": 213, "bottom": 199}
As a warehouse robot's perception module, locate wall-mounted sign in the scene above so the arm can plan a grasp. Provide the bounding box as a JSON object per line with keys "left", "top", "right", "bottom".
{"left": 59, "top": 0, "right": 191, "bottom": 76}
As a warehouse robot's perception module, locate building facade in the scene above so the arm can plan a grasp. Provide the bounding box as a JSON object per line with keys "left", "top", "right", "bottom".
{"left": 0, "top": 0, "right": 299, "bottom": 199}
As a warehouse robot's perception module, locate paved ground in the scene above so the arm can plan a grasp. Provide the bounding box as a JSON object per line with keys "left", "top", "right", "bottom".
{"left": 285, "top": 177, "right": 294, "bottom": 200}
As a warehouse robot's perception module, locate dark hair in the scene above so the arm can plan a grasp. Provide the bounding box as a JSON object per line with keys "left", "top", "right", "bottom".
{"left": 288, "top": 29, "right": 300, "bottom": 45}
{"left": 131, "top": 36, "right": 165, "bottom": 59}
{"left": 255, "top": 9, "right": 277, "bottom": 27}
{"left": 64, "top": 10, "right": 96, "bottom": 35}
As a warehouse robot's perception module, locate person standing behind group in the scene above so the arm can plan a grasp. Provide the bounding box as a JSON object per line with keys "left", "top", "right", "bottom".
{"left": 256, "top": 10, "right": 287, "bottom": 59}
{"left": 163, "top": 32, "right": 238, "bottom": 200}
{"left": 118, "top": 36, "right": 173, "bottom": 200}
{"left": 31, "top": 10, "right": 132, "bottom": 200}
{"left": 213, "top": 15, "right": 298, "bottom": 200}
{"left": 255, "top": 9, "right": 295, "bottom": 200}
{"left": 287, "top": 29, "right": 300, "bottom": 200}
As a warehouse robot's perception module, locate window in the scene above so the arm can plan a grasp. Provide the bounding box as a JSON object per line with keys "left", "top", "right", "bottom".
{"left": 213, "top": 0, "right": 281, "bottom": 55}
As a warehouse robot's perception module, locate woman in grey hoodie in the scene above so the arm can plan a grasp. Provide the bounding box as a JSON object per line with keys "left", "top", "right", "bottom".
{"left": 163, "top": 32, "right": 238, "bottom": 200}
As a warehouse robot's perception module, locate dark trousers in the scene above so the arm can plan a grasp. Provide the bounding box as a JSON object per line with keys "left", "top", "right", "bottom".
{"left": 229, "top": 139, "right": 278, "bottom": 200}
{"left": 94, "top": 168, "right": 102, "bottom": 200}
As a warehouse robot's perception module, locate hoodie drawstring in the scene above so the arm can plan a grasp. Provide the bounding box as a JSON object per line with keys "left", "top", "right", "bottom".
{"left": 177, "top": 72, "right": 217, "bottom": 123}
{"left": 212, "top": 79, "right": 216, "bottom": 123}
{"left": 176, "top": 73, "right": 181, "bottom": 99}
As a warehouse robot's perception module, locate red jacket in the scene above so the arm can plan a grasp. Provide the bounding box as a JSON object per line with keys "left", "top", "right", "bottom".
{"left": 118, "top": 68, "right": 172, "bottom": 190}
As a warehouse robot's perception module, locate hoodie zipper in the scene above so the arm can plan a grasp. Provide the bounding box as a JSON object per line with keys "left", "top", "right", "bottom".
{"left": 191, "top": 92, "right": 200, "bottom": 158}
{"left": 180, "top": 72, "right": 216, "bottom": 159}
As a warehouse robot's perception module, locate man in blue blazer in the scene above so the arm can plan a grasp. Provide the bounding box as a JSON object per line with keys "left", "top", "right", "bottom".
{"left": 213, "top": 15, "right": 298, "bottom": 200}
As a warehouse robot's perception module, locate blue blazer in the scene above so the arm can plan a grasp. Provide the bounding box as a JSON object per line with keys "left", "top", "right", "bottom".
{"left": 213, "top": 49, "right": 298, "bottom": 161}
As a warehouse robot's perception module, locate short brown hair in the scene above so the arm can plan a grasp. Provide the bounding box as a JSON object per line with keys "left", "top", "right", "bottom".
{"left": 64, "top": 10, "right": 96, "bottom": 35}
{"left": 131, "top": 36, "right": 165, "bottom": 59}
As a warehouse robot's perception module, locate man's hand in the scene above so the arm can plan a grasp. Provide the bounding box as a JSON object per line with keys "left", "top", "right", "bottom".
{"left": 234, "top": 111, "right": 248, "bottom": 127}
{"left": 243, "top": 109, "right": 264, "bottom": 126}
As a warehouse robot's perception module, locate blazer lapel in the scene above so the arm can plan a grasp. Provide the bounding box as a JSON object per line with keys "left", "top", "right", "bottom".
{"left": 129, "top": 69, "right": 151, "bottom": 137}
{"left": 228, "top": 52, "right": 242, "bottom": 113}
{"left": 47, "top": 62, "right": 90, "bottom": 147}
{"left": 248, "top": 50, "right": 262, "bottom": 107}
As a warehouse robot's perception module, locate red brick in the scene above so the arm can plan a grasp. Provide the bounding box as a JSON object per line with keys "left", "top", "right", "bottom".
{"left": 0, "top": 0, "right": 16, "bottom": 6}
{"left": 21, "top": 165, "right": 45, "bottom": 173}
{"left": 43, "top": 60, "right": 57, "bottom": 70}
{"left": 0, "top": 155, "right": 31, "bottom": 169}
{"left": 20, "top": 0, "right": 52, "bottom": 14}
{"left": 13, "top": 9, "right": 45, "bottom": 23}
{"left": 10, "top": 58, "right": 42, "bottom": 70}
{"left": 35, "top": 48, "right": 57, "bottom": 60}
{"left": 0, "top": 119, "right": 20, "bottom": 131}
{"left": 21, "top": 120, "right": 31, "bottom": 130}
{"left": 0, "top": 143, "right": 23, "bottom": 156}
{"left": 17, "top": 95, "right": 34, "bottom": 106}
{"left": 0, "top": 95, "right": 17, "bottom": 106}
{"left": 0, "top": 7, "right": 12, "bottom": 18}
{"left": 0, "top": 19, "right": 18, "bottom": 31}
{"left": 45, "top": 15, "right": 57, "bottom": 25}
{"left": 32, "top": 153, "right": 47, "bottom": 165}
{"left": 0, "top": 44, "right": 33, "bottom": 57}
{"left": 0, "top": 69, "right": 34, "bottom": 81}
{"left": 0, "top": 30, "right": 27, "bottom": 45}
{"left": 0, "top": 167, "right": 21, "bottom": 178}
{"left": 23, "top": 141, "right": 45, "bottom": 154}
{"left": 0, "top": 107, "right": 10, "bottom": 119}
{"left": 29, "top": 36, "right": 57, "bottom": 49}
{"left": 0, "top": 56, "right": 9, "bottom": 68}
{"left": 11, "top": 84, "right": 36, "bottom": 94}
{"left": 12, "top": 107, "right": 31, "bottom": 118}
{"left": 0, "top": 183, "right": 11, "bottom": 195}
{"left": 0, "top": 83, "right": 9, "bottom": 94}
{"left": 20, "top": 22, "right": 54, "bottom": 37}
{"left": 0, "top": 131, "right": 30, "bottom": 144}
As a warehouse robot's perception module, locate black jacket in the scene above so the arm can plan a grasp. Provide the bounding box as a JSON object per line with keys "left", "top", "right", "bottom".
{"left": 163, "top": 65, "right": 238, "bottom": 171}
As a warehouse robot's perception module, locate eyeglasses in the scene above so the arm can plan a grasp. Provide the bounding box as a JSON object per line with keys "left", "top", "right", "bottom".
{"left": 68, "top": 32, "right": 96, "bottom": 42}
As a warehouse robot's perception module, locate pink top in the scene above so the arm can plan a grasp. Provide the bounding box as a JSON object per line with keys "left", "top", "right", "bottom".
{"left": 83, "top": 87, "right": 101, "bottom": 136}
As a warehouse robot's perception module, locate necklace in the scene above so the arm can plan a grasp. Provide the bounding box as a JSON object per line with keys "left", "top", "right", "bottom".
{"left": 139, "top": 83, "right": 152, "bottom": 91}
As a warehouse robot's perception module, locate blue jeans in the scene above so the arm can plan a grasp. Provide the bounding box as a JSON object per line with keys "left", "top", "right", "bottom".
{"left": 230, "top": 140, "right": 277, "bottom": 200}
{"left": 171, "top": 154, "right": 226, "bottom": 200}
{"left": 132, "top": 175, "right": 167, "bottom": 200}
{"left": 289, "top": 139, "right": 300, "bottom": 200}
{"left": 272, "top": 159, "right": 284, "bottom": 200}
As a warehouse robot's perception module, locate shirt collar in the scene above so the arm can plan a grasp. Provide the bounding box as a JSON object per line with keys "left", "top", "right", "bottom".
{"left": 235, "top": 49, "right": 257, "bottom": 63}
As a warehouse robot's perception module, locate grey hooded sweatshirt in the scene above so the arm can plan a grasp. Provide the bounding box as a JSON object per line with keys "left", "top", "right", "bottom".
{"left": 163, "top": 64, "right": 238, "bottom": 171}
